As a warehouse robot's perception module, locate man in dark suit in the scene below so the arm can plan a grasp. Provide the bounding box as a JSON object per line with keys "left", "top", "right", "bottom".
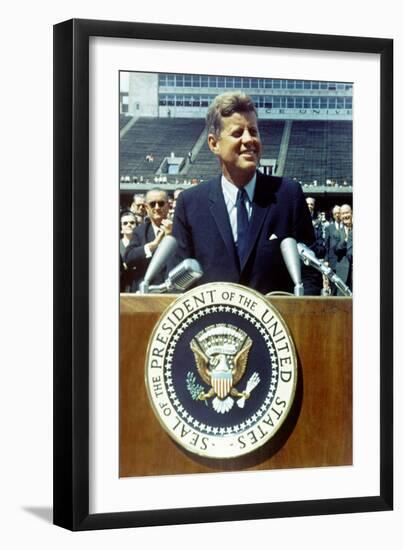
{"left": 306, "top": 196, "right": 326, "bottom": 259}
{"left": 325, "top": 204, "right": 344, "bottom": 295}
{"left": 172, "top": 92, "right": 320, "bottom": 295}
{"left": 119, "top": 210, "right": 138, "bottom": 292}
{"left": 124, "top": 189, "right": 173, "bottom": 291}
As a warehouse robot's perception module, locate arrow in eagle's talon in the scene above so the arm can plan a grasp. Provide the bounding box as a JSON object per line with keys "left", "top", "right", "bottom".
{"left": 237, "top": 373, "right": 261, "bottom": 408}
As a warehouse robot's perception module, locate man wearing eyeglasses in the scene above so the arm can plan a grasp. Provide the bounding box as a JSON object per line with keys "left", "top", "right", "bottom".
{"left": 124, "top": 189, "right": 173, "bottom": 291}
{"left": 130, "top": 193, "right": 147, "bottom": 225}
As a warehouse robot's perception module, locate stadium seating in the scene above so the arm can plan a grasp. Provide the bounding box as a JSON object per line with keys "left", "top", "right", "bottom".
{"left": 120, "top": 114, "right": 132, "bottom": 130}
{"left": 120, "top": 118, "right": 204, "bottom": 178}
{"left": 120, "top": 117, "right": 352, "bottom": 186}
{"left": 283, "top": 120, "right": 352, "bottom": 185}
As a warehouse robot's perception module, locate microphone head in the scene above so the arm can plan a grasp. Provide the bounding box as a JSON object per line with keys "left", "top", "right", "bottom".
{"left": 144, "top": 235, "right": 178, "bottom": 284}
{"left": 280, "top": 237, "right": 302, "bottom": 286}
{"left": 168, "top": 259, "right": 203, "bottom": 291}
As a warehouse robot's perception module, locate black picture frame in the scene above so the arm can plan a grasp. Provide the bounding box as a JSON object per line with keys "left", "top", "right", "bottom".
{"left": 53, "top": 18, "right": 393, "bottom": 531}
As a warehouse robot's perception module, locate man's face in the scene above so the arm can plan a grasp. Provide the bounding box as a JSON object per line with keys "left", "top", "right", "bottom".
{"left": 145, "top": 191, "right": 169, "bottom": 226}
{"left": 208, "top": 111, "right": 262, "bottom": 185}
{"left": 121, "top": 214, "right": 136, "bottom": 237}
{"left": 340, "top": 206, "right": 352, "bottom": 228}
{"left": 332, "top": 206, "right": 341, "bottom": 222}
{"left": 306, "top": 198, "right": 315, "bottom": 215}
{"left": 131, "top": 197, "right": 146, "bottom": 217}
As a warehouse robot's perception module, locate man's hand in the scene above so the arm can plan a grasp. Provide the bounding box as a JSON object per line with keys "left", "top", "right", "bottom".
{"left": 160, "top": 219, "right": 173, "bottom": 236}
{"left": 148, "top": 220, "right": 173, "bottom": 253}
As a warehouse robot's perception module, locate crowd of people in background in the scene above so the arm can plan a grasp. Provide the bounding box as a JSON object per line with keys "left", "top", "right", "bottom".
{"left": 120, "top": 188, "right": 352, "bottom": 296}
{"left": 119, "top": 189, "right": 183, "bottom": 292}
{"left": 120, "top": 173, "right": 351, "bottom": 189}
{"left": 306, "top": 197, "right": 353, "bottom": 295}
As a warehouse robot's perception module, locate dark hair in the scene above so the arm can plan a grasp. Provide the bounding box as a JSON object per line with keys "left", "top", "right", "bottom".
{"left": 120, "top": 210, "right": 136, "bottom": 222}
{"left": 206, "top": 92, "right": 257, "bottom": 137}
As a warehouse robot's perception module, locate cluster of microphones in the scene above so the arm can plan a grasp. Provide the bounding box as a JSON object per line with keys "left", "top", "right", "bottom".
{"left": 138, "top": 235, "right": 352, "bottom": 297}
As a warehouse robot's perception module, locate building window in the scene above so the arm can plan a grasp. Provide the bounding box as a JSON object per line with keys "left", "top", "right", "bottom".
{"left": 201, "top": 76, "right": 209, "bottom": 87}
{"left": 192, "top": 75, "right": 200, "bottom": 87}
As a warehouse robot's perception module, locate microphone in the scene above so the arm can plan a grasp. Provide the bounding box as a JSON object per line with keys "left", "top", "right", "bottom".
{"left": 280, "top": 237, "right": 304, "bottom": 296}
{"left": 147, "top": 259, "right": 203, "bottom": 293}
{"left": 297, "top": 242, "right": 323, "bottom": 271}
{"left": 139, "top": 235, "right": 178, "bottom": 294}
{"left": 297, "top": 242, "right": 352, "bottom": 297}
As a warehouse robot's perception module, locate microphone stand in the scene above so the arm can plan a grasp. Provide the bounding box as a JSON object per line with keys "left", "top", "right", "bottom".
{"left": 298, "top": 244, "right": 352, "bottom": 297}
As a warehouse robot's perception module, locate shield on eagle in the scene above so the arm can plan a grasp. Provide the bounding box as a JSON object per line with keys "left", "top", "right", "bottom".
{"left": 211, "top": 367, "right": 233, "bottom": 399}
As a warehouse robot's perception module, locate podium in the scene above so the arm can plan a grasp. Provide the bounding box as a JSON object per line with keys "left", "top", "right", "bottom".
{"left": 120, "top": 295, "right": 352, "bottom": 477}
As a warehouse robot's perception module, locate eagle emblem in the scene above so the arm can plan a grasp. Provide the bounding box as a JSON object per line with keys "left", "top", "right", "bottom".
{"left": 188, "top": 324, "right": 260, "bottom": 414}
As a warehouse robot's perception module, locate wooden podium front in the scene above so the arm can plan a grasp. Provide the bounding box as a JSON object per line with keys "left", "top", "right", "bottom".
{"left": 120, "top": 295, "right": 352, "bottom": 477}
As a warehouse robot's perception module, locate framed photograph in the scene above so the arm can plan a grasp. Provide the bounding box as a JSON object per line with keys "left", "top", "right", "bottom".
{"left": 53, "top": 19, "right": 393, "bottom": 530}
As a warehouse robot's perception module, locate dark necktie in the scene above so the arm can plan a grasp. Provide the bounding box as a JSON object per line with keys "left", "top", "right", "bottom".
{"left": 236, "top": 188, "right": 249, "bottom": 264}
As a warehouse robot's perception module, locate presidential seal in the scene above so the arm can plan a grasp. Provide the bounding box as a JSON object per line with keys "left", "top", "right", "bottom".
{"left": 145, "top": 283, "right": 297, "bottom": 459}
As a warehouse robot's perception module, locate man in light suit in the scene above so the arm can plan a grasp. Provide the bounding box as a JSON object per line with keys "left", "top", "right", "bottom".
{"left": 334, "top": 204, "right": 353, "bottom": 294}
{"left": 325, "top": 204, "right": 344, "bottom": 294}
{"left": 124, "top": 189, "right": 173, "bottom": 291}
{"left": 172, "top": 92, "right": 320, "bottom": 295}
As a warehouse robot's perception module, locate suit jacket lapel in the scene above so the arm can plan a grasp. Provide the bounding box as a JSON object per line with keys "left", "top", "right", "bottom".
{"left": 145, "top": 220, "right": 154, "bottom": 244}
{"left": 208, "top": 177, "right": 239, "bottom": 268}
{"left": 240, "top": 172, "right": 274, "bottom": 271}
